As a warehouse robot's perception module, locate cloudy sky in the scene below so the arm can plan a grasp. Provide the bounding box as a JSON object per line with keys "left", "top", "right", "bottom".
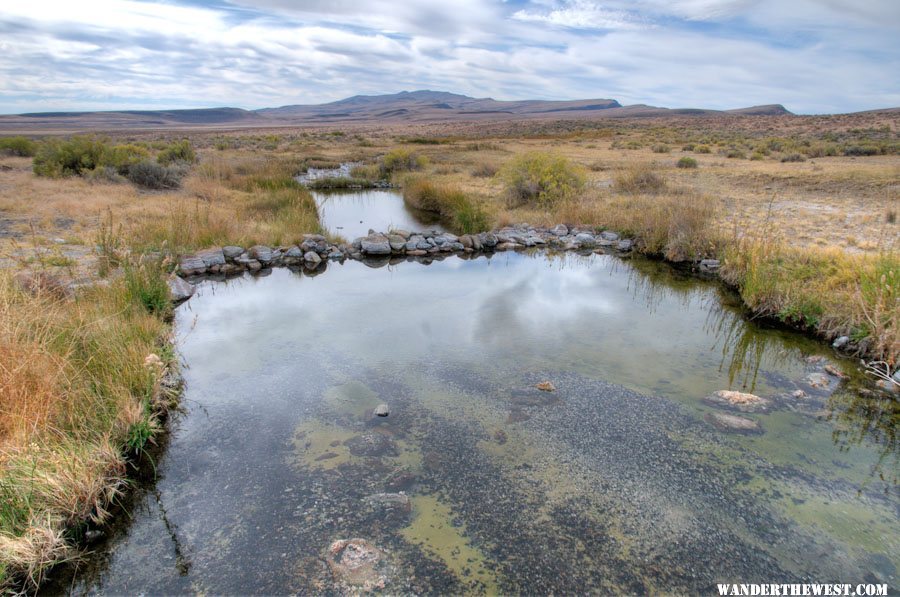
{"left": 1, "top": 0, "right": 898, "bottom": 115}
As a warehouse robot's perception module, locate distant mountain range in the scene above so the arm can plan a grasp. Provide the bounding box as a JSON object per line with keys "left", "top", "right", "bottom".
{"left": 0, "top": 89, "right": 810, "bottom": 131}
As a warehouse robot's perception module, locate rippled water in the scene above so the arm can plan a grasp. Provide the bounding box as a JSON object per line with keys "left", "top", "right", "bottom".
{"left": 312, "top": 189, "right": 446, "bottom": 240}
{"left": 60, "top": 252, "right": 898, "bottom": 595}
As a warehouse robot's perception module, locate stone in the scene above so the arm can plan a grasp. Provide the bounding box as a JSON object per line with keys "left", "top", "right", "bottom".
{"left": 284, "top": 245, "right": 303, "bottom": 259}
{"left": 702, "top": 390, "right": 771, "bottom": 413}
{"left": 496, "top": 242, "right": 521, "bottom": 251}
{"left": 388, "top": 235, "right": 407, "bottom": 252}
{"left": 617, "top": 239, "right": 634, "bottom": 252}
{"left": 246, "top": 259, "right": 262, "bottom": 271}
{"left": 374, "top": 403, "right": 390, "bottom": 417}
{"left": 471, "top": 235, "right": 483, "bottom": 251}
{"left": 167, "top": 275, "right": 194, "bottom": 303}
{"left": 248, "top": 245, "right": 274, "bottom": 264}
{"left": 304, "top": 251, "right": 322, "bottom": 265}
{"left": 551, "top": 224, "right": 569, "bottom": 236}
{"left": 390, "top": 229, "right": 411, "bottom": 240}
{"left": 360, "top": 235, "right": 392, "bottom": 255}
{"left": 832, "top": 336, "right": 850, "bottom": 349}
{"left": 575, "top": 232, "right": 596, "bottom": 246}
{"left": 699, "top": 259, "right": 721, "bottom": 272}
{"left": 363, "top": 492, "right": 410, "bottom": 512}
{"left": 803, "top": 372, "right": 831, "bottom": 389}
{"left": 705, "top": 412, "right": 763, "bottom": 434}
{"left": 327, "top": 539, "right": 389, "bottom": 590}
{"left": 599, "top": 230, "right": 619, "bottom": 241}
{"left": 535, "top": 381, "right": 556, "bottom": 392}
{"left": 222, "top": 245, "right": 244, "bottom": 260}
{"left": 480, "top": 232, "right": 499, "bottom": 248}
{"left": 196, "top": 247, "right": 225, "bottom": 268}
{"left": 459, "top": 234, "right": 474, "bottom": 249}
{"left": 179, "top": 254, "right": 206, "bottom": 276}
{"left": 824, "top": 364, "right": 847, "bottom": 379}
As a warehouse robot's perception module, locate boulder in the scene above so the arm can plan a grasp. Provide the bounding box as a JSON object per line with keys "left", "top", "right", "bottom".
{"left": 702, "top": 390, "right": 771, "bottom": 413}
{"left": 196, "top": 247, "right": 225, "bottom": 268}
{"left": 551, "top": 224, "right": 569, "bottom": 236}
{"left": 699, "top": 259, "right": 721, "bottom": 273}
{"left": 617, "top": 239, "right": 634, "bottom": 252}
{"left": 705, "top": 412, "right": 763, "bottom": 434}
{"left": 459, "top": 234, "right": 474, "bottom": 249}
{"left": 575, "top": 233, "right": 596, "bottom": 246}
{"left": 248, "top": 245, "right": 274, "bottom": 265}
{"left": 480, "top": 232, "right": 499, "bottom": 248}
{"left": 360, "top": 235, "right": 392, "bottom": 255}
{"left": 831, "top": 336, "right": 850, "bottom": 349}
{"left": 599, "top": 230, "right": 619, "bottom": 241}
{"left": 179, "top": 254, "right": 206, "bottom": 276}
{"left": 327, "top": 539, "right": 389, "bottom": 590}
{"left": 304, "top": 251, "right": 322, "bottom": 265}
{"left": 222, "top": 245, "right": 244, "bottom": 260}
{"left": 388, "top": 235, "right": 407, "bottom": 252}
{"left": 167, "top": 275, "right": 194, "bottom": 304}
{"left": 390, "top": 229, "right": 411, "bottom": 240}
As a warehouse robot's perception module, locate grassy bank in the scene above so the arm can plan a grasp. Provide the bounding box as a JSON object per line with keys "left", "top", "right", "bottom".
{"left": 0, "top": 263, "right": 175, "bottom": 589}
{"left": 401, "top": 177, "right": 491, "bottom": 234}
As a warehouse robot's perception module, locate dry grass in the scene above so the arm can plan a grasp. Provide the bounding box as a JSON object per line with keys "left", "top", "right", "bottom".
{"left": 0, "top": 265, "right": 171, "bottom": 588}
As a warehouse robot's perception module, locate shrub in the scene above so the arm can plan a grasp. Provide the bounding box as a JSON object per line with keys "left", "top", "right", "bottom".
{"left": 126, "top": 160, "right": 186, "bottom": 190}
{"left": 681, "top": 143, "right": 695, "bottom": 151}
{"left": 380, "top": 149, "right": 427, "bottom": 177}
{"left": 652, "top": 144, "right": 671, "bottom": 154}
{"left": 695, "top": 145, "right": 712, "bottom": 154}
{"left": 349, "top": 164, "right": 381, "bottom": 181}
{"left": 676, "top": 157, "right": 698, "bottom": 169}
{"left": 750, "top": 152, "right": 766, "bottom": 161}
{"left": 614, "top": 164, "right": 666, "bottom": 194}
{"left": 32, "top": 136, "right": 108, "bottom": 177}
{"left": 0, "top": 136, "right": 37, "bottom": 157}
{"left": 781, "top": 153, "right": 806, "bottom": 163}
{"left": 403, "top": 178, "right": 490, "bottom": 234}
{"left": 101, "top": 144, "right": 150, "bottom": 175}
{"left": 471, "top": 162, "right": 498, "bottom": 178}
{"left": 805, "top": 143, "right": 838, "bottom": 158}
{"left": 499, "top": 151, "right": 585, "bottom": 208}
{"left": 725, "top": 149, "right": 746, "bottom": 159}
{"left": 843, "top": 145, "right": 880, "bottom": 157}
{"left": 157, "top": 140, "right": 196, "bottom": 165}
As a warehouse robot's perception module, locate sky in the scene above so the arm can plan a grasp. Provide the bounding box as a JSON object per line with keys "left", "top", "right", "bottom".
{"left": 0, "top": 0, "right": 898, "bottom": 115}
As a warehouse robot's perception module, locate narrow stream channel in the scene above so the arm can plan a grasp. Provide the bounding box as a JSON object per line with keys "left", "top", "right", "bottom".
{"left": 60, "top": 248, "right": 897, "bottom": 594}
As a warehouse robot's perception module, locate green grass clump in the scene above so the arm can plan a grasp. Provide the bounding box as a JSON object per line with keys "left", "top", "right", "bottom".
{"left": 402, "top": 177, "right": 491, "bottom": 234}
{"left": 157, "top": 139, "right": 196, "bottom": 166}
{"left": 380, "top": 149, "right": 428, "bottom": 178}
{"left": 676, "top": 157, "right": 698, "bottom": 169}
{"left": 306, "top": 177, "right": 376, "bottom": 190}
{"left": 499, "top": 151, "right": 585, "bottom": 208}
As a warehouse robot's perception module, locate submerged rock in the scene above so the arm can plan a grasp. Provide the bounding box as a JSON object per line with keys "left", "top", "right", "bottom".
{"left": 362, "top": 492, "right": 411, "bottom": 512}
{"left": 535, "top": 381, "right": 556, "bottom": 392}
{"left": 344, "top": 432, "right": 399, "bottom": 457}
{"left": 702, "top": 390, "right": 771, "bottom": 413}
{"left": 704, "top": 412, "right": 763, "bottom": 434}
{"left": 374, "top": 403, "right": 390, "bottom": 417}
{"left": 327, "top": 538, "right": 390, "bottom": 590}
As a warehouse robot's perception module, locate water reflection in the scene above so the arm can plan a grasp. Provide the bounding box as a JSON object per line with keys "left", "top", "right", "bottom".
{"left": 312, "top": 189, "right": 446, "bottom": 240}
{"left": 60, "top": 252, "right": 898, "bottom": 594}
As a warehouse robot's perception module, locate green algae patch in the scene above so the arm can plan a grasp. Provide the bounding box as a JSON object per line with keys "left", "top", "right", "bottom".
{"left": 290, "top": 421, "right": 357, "bottom": 470}
{"left": 401, "top": 495, "right": 498, "bottom": 594}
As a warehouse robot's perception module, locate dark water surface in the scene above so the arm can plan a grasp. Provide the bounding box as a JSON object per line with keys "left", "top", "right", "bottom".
{"left": 63, "top": 252, "right": 898, "bottom": 595}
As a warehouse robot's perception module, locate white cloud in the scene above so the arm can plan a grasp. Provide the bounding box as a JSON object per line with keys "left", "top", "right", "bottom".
{"left": 0, "top": 0, "right": 897, "bottom": 114}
